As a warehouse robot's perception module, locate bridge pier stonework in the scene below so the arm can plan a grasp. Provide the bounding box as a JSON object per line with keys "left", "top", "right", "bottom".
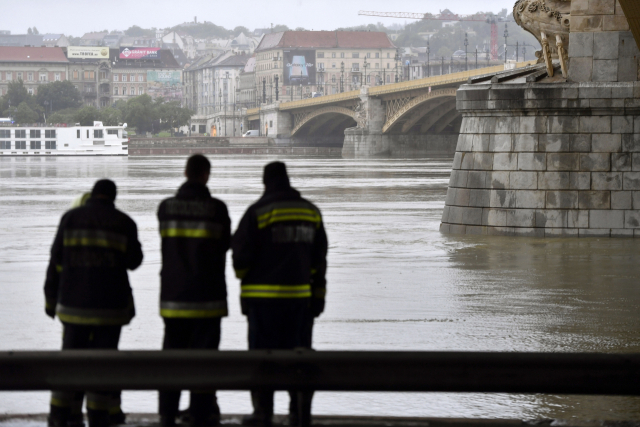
{"left": 440, "top": 0, "right": 640, "bottom": 237}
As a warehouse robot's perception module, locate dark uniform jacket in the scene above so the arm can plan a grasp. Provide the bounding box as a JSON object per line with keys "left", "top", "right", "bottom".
{"left": 157, "top": 181, "right": 231, "bottom": 318}
{"left": 232, "top": 180, "right": 328, "bottom": 315}
{"left": 44, "top": 197, "right": 143, "bottom": 325}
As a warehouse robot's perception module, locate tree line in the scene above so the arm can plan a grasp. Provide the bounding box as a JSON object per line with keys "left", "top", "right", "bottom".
{"left": 0, "top": 80, "right": 193, "bottom": 135}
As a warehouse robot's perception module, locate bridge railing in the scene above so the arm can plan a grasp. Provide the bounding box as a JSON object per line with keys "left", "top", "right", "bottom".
{"left": 1, "top": 350, "right": 639, "bottom": 394}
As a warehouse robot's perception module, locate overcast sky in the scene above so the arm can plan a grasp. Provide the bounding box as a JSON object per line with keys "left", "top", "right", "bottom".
{"left": 11, "top": 0, "right": 516, "bottom": 36}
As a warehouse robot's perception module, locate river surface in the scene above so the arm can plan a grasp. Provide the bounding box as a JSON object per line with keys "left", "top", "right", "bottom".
{"left": 0, "top": 155, "right": 639, "bottom": 419}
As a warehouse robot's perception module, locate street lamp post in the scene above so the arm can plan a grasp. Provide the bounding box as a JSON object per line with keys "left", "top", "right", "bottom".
{"left": 363, "top": 56, "right": 368, "bottom": 86}
{"left": 427, "top": 39, "right": 430, "bottom": 77}
{"left": 262, "top": 78, "right": 266, "bottom": 104}
{"left": 475, "top": 48, "right": 478, "bottom": 69}
{"left": 522, "top": 44, "right": 527, "bottom": 61}
{"left": 394, "top": 49, "right": 400, "bottom": 82}
{"left": 464, "top": 32, "right": 469, "bottom": 71}
{"left": 340, "top": 61, "right": 344, "bottom": 93}
{"left": 275, "top": 74, "right": 279, "bottom": 101}
{"left": 441, "top": 56, "right": 444, "bottom": 75}
{"left": 504, "top": 23, "right": 509, "bottom": 64}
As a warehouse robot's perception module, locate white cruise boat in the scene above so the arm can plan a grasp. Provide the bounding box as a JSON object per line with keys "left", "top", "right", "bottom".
{"left": 0, "top": 121, "right": 128, "bottom": 156}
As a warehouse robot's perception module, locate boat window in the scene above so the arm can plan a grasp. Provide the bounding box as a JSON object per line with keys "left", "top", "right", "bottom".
{"left": 15, "top": 130, "right": 26, "bottom": 138}
{"left": 94, "top": 130, "right": 104, "bottom": 138}
{"left": 45, "top": 141, "right": 56, "bottom": 149}
{"left": 15, "top": 141, "right": 26, "bottom": 149}
{"left": 45, "top": 130, "right": 56, "bottom": 138}
{"left": 77, "top": 130, "right": 80, "bottom": 139}
{"left": 30, "top": 141, "right": 41, "bottom": 149}
{"left": 86, "top": 130, "right": 89, "bottom": 139}
{"left": 107, "top": 129, "right": 119, "bottom": 135}
{"left": 93, "top": 141, "right": 105, "bottom": 146}
{"left": 29, "top": 130, "right": 41, "bottom": 138}
{"left": 0, "top": 130, "right": 10, "bottom": 138}
{"left": 0, "top": 141, "right": 10, "bottom": 149}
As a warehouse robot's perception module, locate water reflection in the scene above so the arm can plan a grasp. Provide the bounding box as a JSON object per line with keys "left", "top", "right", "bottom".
{"left": 0, "top": 156, "right": 638, "bottom": 418}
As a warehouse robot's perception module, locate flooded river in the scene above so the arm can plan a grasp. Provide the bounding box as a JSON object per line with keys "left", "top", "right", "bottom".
{"left": 0, "top": 155, "right": 639, "bottom": 419}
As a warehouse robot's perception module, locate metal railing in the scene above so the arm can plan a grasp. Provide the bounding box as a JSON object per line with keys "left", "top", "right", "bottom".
{"left": 1, "top": 350, "right": 639, "bottom": 394}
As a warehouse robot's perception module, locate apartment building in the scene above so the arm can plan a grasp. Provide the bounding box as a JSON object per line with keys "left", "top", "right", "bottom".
{"left": 0, "top": 47, "right": 69, "bottom": 96}
{"left": 254, "top": 31, "right": 397, "bottom": 98}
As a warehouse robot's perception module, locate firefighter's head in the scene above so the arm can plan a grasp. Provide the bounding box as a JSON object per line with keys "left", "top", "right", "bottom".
{"left": 92, "top": 179, "right": 117, "bottom": 202}
{"left": 185, "top": 154, "right": 211, "bottom": 185}
{"left": 263, "top": 161, "right": 290, "bottom": 190}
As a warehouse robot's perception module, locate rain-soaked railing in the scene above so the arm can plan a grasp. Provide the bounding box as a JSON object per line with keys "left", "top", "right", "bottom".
{"left": 1, "top": 351, "right": 639, "bottom": 424}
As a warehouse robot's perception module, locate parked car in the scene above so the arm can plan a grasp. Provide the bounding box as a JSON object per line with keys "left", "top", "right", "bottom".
{"left": 243, "top": 130, "right": 260, "bottom": 137}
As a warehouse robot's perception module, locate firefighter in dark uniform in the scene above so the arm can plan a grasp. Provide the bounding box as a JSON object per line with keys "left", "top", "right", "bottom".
{"left": 157, "top": 154, "right": 231, "bottom": 427}
{"left": 232, "top": 161, "right": 328, "bottom": 427}
{"left": 44, "top": 179, "right": 143, "bottom": 427}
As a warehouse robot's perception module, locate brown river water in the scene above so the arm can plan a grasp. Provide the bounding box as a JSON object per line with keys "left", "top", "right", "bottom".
{"left": 0, "top": 155, "right": 638, "bottom": 419}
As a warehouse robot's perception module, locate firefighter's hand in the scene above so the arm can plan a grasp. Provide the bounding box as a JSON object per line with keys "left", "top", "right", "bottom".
{"left": 45, "top": 306, "right": 55, "bottom": 319}
{"left": 311, "top": 299, "right": 325, "bottom": 317}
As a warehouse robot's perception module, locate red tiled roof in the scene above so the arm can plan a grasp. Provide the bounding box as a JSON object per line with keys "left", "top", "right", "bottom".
{"left": 0, "top": 46, "right": 69, "bottom": 63}
{"left": 256, "top": 31, "right": 395, "bottom": 52}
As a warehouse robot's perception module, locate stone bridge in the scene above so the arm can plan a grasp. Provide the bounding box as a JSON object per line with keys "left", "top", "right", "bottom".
{"left": 245, "top": 62, "right": 536, "bottom": 158}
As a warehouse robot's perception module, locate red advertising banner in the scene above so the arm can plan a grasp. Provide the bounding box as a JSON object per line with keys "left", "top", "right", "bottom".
{"left": 119, "top": 47, "right": 160, "bottom": 59}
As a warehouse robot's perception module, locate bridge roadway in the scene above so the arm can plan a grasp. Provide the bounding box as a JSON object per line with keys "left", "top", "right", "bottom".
{"left": 245, "top": 61, "right": 537, "bottom": 157}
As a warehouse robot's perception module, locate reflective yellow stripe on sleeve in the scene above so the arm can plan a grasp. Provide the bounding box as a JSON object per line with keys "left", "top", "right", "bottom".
{"left": 159, "top": 220, "right": 223, "bottom": 239}
{"left": 241, "top": 284, "right": 311, "bottom": 298}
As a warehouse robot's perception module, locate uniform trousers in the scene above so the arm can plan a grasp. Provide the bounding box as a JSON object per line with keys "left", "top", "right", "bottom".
{"left": 247, "top": 300, "right": 313, "bottom": 423}
{"left": 49, "top": 323, "right": 122, "bottom": 427}
{"left": 159, "top": 317, "right": 222, "bottom": 422}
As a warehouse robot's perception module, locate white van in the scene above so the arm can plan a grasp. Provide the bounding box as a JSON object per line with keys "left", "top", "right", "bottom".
{"left": 243, "top": 130, "right": 260, "bottom": 137}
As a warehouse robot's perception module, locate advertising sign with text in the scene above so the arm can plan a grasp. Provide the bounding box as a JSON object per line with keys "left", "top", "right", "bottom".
{"left": 67, "top": 46, "right": 109, "bottom": 59}
{"left": 119, "top": 47, "right": 160, "bottom": 59}
{"left": 283, "top": 50, "right": 316, "bottom": 85}
{"left": 147, "top": 70, "right": 182, "bottom": 101}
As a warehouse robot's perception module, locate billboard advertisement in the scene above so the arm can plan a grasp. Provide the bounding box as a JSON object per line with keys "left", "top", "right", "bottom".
{"left": 147, "top": 70, "right": 182, "bottom": 101}
{"left": 67, "top": 46, "right": 109, "bottom": 59}
{"left": 119, "top": 47, "right": 160, "bottom": 59}
{"left": 283, "top": 50, "right": 316, "bottom": 85}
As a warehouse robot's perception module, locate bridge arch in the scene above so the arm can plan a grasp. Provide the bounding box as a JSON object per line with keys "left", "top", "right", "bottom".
{"left": 382, "top": 88, "right": 458, "bottom": 134}
{"left": 291, "top": 106, "right": 356, "bottom": 137}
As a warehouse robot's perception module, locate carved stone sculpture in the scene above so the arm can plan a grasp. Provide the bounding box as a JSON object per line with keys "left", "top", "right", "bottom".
{"left": 513, "top": 0, "right": 571, "bottom": 77}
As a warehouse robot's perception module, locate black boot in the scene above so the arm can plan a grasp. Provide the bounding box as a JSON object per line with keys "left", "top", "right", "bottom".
{"left": 241, "top": 413, "right": 272, "bottom": 427}
{"left": 49, "top": 405, "right": 71, "bottom": 427}
{"left": 159, "top": 415, "right": 177, "bottom": 427}
{"left": 87, "top": 410, "right": 110, "bottom": 427}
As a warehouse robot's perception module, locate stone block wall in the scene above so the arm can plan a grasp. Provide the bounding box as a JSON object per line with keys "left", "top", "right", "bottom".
{"left": 343, "top": 129, "right": 457, "bottom": 158}
{"left": 569, "top": 0, "right": 640, "bottom": 81}
{"left": 440, "top": 81, "right": 640, "bottom": 237}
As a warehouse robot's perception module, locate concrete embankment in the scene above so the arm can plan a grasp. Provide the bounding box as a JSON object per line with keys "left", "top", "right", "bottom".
{"left": 127, "top": 137, "right": 342, "bottom": 156}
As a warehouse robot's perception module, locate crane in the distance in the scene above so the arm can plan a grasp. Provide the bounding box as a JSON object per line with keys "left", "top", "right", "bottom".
{"left": 358, "top": 10, "right": 508, "bottom": 60}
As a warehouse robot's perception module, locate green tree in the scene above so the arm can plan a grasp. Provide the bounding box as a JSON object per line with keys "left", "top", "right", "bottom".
{"left": 48, "top": 108, "right": 79, "bottom": 125}
{"left": 100, "top": 107, "right": 122, "bottom": 126}
{"left": 124, "top": 25, "right": 154, "bottom": 37}
{"left": 36, "top": 81, "right": 82, "bottom": 112}
{"left": 271, "top": 24, "right": 290, "bottom": 33}
{"left": 15, "top": 102, "right": 39, "bottom": 124}
{"left": 125, "top": 94, "right": 156, "bottom": 134}
{"left": 27, "top": 28, "right": 33, "bottom": 35}
{"left": 74, "top": 106, "right": 101, "bottom": 126}
{"left": 5, "top": 80, "right": 31, "bottom": 108}
{"left": 33, "top": 27, "right": 39, "bottom": 35}
{"left": 233, "top": 26, "right": 250, "bottom": 36}
{"left": 157, "top": 100, "right": 193, "bottom": 135}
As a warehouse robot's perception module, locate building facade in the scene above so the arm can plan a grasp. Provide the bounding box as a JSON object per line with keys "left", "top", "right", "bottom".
{"left": 254, "top": 31, "right": 397, "bottom": 98}
{"left": 0, "top": 47, "right": 68, "bottom": 97}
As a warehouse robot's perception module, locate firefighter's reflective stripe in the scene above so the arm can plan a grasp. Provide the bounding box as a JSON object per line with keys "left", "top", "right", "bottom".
{"left": 235, "top": 268, "right": 248, "bottom": 279}
{"left": 159, "top": 220, "right": 224, "bottom": 239}
{"left": 241, "top": 284, "right": 311, "bottom": 298}
{"left": 46, "top": 297, "right": 57, "bottom": 310}
{"left": 50, "top": 391, "right": 74, "bottom": 407}
{"left": 160, "top": 300, "right": 228, "bottom": 318}
{"left": 63, "top": 229, "right": 128, "bottom": 252}
{"left": 108, "top": 394, "right": 122, "bottom": 415}
{"left": 56, "top": 303, "right": 132, "bottom": 325}
{"left": 256, "top": 202, "right": 321, "bottom": 229}
{"left": 313, "top": 288, "right": 326, "bottom": 298}
{"left": 56, "top": 264, "right": 63, "bottom": 273}
{"left": 86, "top": 392, "right": 111, "bottom": 411}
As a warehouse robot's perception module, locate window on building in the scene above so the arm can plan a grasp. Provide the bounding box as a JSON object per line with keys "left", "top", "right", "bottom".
{"left": 367, "top": 53, "right": 371, "bottom": 58}
{"left": 367, "top": 75, "right": 371, "bottom": 83}
{"left": 332, "top": 63, "right": 336, "bottom": 68}
{"left": 15, "top": 130, "right": 26, "bottom": 138}
{"left": 29, "top": 130, "right": 41, "bottom": 138}
{"left": 83, "top": 71, "right": 94, "bottom": 80}
{"left": 352, "top": 53, "right": 359, "bottom": 58}
{"left": 54, "top": 73, "right": 61, "bottom": 81}
{"left": 353, "top": 63, "right": 359, "bottom": 71}
{"left": 122, "top": 74, "right": 127, "bottom": 82}
{"left": 387, "top": 63, "right": 391, "bottom": 68}
{"left": 386, "top": 75, "right": 390, "bottom": 82}
{"left": 45, "top": 130, "right": 56, "bottom": 138}
{"left": 0, "top": 141, "right": 10, "bottom": 149}
{"left": 27, "top": 72, "right": 33, "bottom": 81}
{"left": 332, "top": 52, "right": 336, "bottom": 58}
{"left": 39, "top": 73, "right": 47, "bottom": 82}
{"left": 17, "top": 72, "right": 23, "bottom": 80}
{"left": 138, "top": 87, "right": 143, "bottom": 95}
{"left": 45, "top": 141, "right": 56, "bottom": 149}
{"left": 387, "top": 53, "right": 391, "bottom": 58}
{"left": 114, "top": 87, "right": 119, "bottom": 95}
{"left": 27, "top": 88, "right": 34, "bottom": 95}
{"left": 77, "top": 130, "right": 80, "bottom": 138}
{"left": 73, "top": 70, "right": 79, "bottom": 80}
{"left": 113, "top": 74, "right": 119, "bottom": 82}
{"left": 122, "top": 87, "right": 127, "bottom": 95}
{"left": 94, "top": 130, "right": 103, "bottom": 138}
{"left": 376, "top": 53, "right": 380, "bottom": 58}
{"left": 100, "top": 71, "right": 107, "bottom": 80}
{"left": 30, "top": 141, "right": 41, "bottom": 149}
{"left": 331, "top": 75, "right": 336, "bottom": 83}
{"left": 340, "top": 52, "right": 345, "bottom": 58}
{"left": 130, "top": 86, "right": 135, "bottom": 96}
{"left": 317, "top": 52, "right": 324, "bottom": 58}
{"left": 0, "top": 130, "right": 10, "bottom": 138}
{"left": 6, "top": 72, "right": 12, "bottom": 81}
{"left": 138, "top": 74, "right": 144, "bottom": 82}
{"left": 15, "top": 141, "right": 26, "bottom": 149}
